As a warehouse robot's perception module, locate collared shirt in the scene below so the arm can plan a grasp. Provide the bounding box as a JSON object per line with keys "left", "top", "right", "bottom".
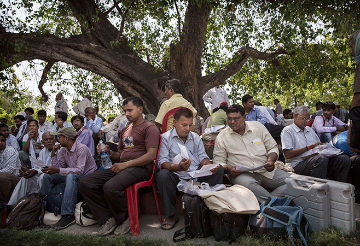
{"left": 245, "top": 107, "right": 268, "bottom": 125}
{"left": 203, "top": 87, "right": 230, "bottom": 112}
{"left": 255, "top": 106, "right": 277, "bottom": 125}
{"left": 101, "top": 114, "right": 127, "bottom": 133}
{"left": 72, "top": 98, "right": 93, "bottom": 117}
{"left": 51, "top": 141, "right": 97, "bottom": 176}
{"left": 334, "top": 108, "right": 349, "bottom": 124}
{"left": 22, "top": 132, "right": 43, "bottom": 156}
{"left": 213, "top": 121, "right": 278, "bottom": 179}
{"left": 55, "top": 100, "right": 68, "bottom": 113}
{"left": 77, "top": 126, "right": 95, "bottom": 156}
{"left": 157, "top": 128, "right": 209, "bottom": 180}
{"left": 33, "top": 147, "right": 59, "bottom": 174}
{"left": 38, "top": 120, "right": 53, "bottom": 133}
{"left": 275, "top": 103, "right": 283, "bottom": 115}
{"left": 207, "top": 109, "right": 227, "bottom": 127}
{"left": 51, "top": 121, "right": 73, "bottom": 132}
{"left": 6, "top": 135, "right": 20, "bottom": 151}
{"left": 0, "top": 145, "right": 21, "bottom": 176}
{"left": 312, "top": 115, "right": 346, "bottom": 135}
{"left": 84, "top": 115, "right": 103, "bottom": 134}
{"left": 281, "top": 123, "right": 320, "bottom": 167}
{"left": 155, "top": 94, "right": 197, "bottom": 131}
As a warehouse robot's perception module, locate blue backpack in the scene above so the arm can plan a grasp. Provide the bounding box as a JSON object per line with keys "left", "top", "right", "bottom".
{"left": 43, "top": 183, "right": 65, "bottom": 216}
{"left": 249, "top": 197, "right": 312, "bottom": 246}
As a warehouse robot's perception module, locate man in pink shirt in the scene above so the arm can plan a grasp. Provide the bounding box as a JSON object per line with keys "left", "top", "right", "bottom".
{"left": 312, "top": 101, "right": 348, "bottom": 143}
{"left": 40, "top": 127, "right": 97, "bottom": 230}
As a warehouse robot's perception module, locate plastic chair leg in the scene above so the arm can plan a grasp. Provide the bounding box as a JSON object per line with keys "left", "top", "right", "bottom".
{"left": 126, "top": 186, "right": 140, "bottom": 236}
{"left": 151, "top": 181, "right": 163, "bottom": 224}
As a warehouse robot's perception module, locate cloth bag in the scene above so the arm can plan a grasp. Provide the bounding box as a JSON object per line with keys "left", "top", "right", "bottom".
{"left": 198, "top": 185, "right": 260, "bottom": 214}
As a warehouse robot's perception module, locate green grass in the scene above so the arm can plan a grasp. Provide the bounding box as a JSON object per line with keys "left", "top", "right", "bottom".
{"left": 1, "top": 222, "right": 360, "bottom": 246}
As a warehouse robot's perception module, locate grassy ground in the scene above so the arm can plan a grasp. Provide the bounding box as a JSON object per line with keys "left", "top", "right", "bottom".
{"left": 1, "top": 223, "right": 360, "bottom": 246}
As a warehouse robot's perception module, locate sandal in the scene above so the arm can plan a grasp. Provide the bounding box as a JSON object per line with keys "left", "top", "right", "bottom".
{"left": 161, "top": 216, "right": 179, "bottom": 230}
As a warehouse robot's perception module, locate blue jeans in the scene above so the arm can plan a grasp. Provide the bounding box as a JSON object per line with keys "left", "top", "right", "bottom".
{"left": 319, "top": 132, "right": 333, "bottom": 143}
{"left": 40, "top": 173, "right": 84, "bottom": 215}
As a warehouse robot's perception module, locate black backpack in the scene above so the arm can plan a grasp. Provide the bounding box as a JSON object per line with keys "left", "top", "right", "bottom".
{"left": 173, "top": 194, "right": 212, "bottom": 242}
{"left": 43, "top": 183, "right": 65, "bottom": 216}
{"left": 7, "top": 193, "right": 45, "bottom": 230}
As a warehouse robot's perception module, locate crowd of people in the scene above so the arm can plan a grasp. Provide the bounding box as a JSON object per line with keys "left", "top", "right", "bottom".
{"left": 0, "top": 30, "right": 360, "bottom": 236}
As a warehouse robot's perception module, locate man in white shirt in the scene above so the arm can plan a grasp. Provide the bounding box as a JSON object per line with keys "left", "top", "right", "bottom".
{"left": 19, "top": 120, "right": 43, "bottom": 168}
{"left": 73, "top": 94, "right": 93, "bottom": 117}
{"left": 98, "top": 114, "right": 128, "bottom": 142}
{"left": 203, "top": 79, "right": 230, "bottom": 113}
{"left": 0, "top": 124, "right": 20, "bottom": 151}
{"left": 37, "top": 110, "right": 53, "bottom": 133}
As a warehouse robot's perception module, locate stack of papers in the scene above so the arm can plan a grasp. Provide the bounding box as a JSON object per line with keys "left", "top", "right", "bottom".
{"left": 188, "top": 164, "right": 219, "bottom": 178}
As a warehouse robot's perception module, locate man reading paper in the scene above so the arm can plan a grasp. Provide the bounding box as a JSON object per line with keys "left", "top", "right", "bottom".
{"left": 157, "top": 108, "right": 224, "bottom": 230}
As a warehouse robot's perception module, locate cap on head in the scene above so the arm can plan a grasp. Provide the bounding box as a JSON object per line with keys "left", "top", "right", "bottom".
{"left": 50, "top": 127, "right": 78, "bottom": 139}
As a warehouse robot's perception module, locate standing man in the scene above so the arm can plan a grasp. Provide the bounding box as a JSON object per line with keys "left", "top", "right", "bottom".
{"left": 71, "top": 115, "right": 95, "bottom": 156}
{"left": 213, "top": 104, "right": 290, "bottom": 203}
{"left": 78, "top": 97, "right": 160, "bottom": 236}
{"left": 157, "top": 108, "right": 223, "bottom": 229}
{"left": 73, "top": 94, "right": 93, "bottom": 117}
{"left": 55, "top": 93, "right": 68, "bottom": 114}
{"left": 203, "top": 79, "right": 230, "bottom": 113}
{"left": 274, "top": 99, "right": 283, "bottom": 115}
{"left": 281, "top": 105, "right": 351, "bottom": 182}
{"left": 40, "top": 127, "right": 97, "bottom": 229}
{"left": 37, "top": 110, "right": 53, "bottom": 133}
{"left": 155, "top": 79, "right": 197, "bottom": 132}
{"left": 0, "top": 124, "right": 20, "bottom": 151}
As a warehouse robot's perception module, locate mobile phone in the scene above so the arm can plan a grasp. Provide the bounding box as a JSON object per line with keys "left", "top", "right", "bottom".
{"left": 41, "top": 166, "right": 48, "bottom": 172}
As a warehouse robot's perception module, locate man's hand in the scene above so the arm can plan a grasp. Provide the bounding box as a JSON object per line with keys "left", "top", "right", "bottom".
{"left": 28, "top": 130, "right": 35, "bottom": 139}
{"left": 210, "top": 164, "right": 220, "bottom": 174}
{"left": 177, "top": 158, "right": 191, "bottom": 171}
{"left": 43, "top": 166, "right": 60, "bottom": 174}
{"left": 227, "top": 166, "right": 242, "bottom": 178}
{"left": 336, "top": 126, "right": 346, "bottom": 132}
{"left": 97, "top": 143, "right": 110, "bottom": 155}
{"left": 51, "top": 144, "right": 61, "bottom": 157}
{"left": 110, "top": 162, "right": 128, "bottom": 173}
{"left": 19, "top": 166, "right": 30, "bottom": 177}
{"left": 264, "top": 161, "right": 275, "bottom": 172}
{"left": 308, "top": 142, "right": 323, "bottom": 149}
{"left": 23, "top": 169, "right": 38, "bottom": 179}
{"left": 98, "top": 130, "right": 103, "bottom": 139}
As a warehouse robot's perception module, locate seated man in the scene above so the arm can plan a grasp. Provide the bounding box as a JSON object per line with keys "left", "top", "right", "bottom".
{"left": 283, "top": 108, "right": 294, "bottom": 126}
{"left": 312, "top": 101, "right": 348, "bottom": 143}
{"left": 0, "top": 133, "right": 21, "bottom": 205}
{"left": 16, "top": 107, "right": 34, "bottom": 117}
{"left": 334, "top": 102, "right": 349, "bottom": 124}
{"left": 78, "top": 97, "right": 160, "bottom": 236}
{"left": 9, "top": 132, "right": 59, "bottom": 205}
{"left": 51, "top": 111, "right": 72, "bottom": 132}
{"left": 155, "top": 79, "right": 197, "bottom": 132}
{"left": 242, "top": 95, "right": 284, "bottom": 144}
{"left": 37, "top": 110, "right": 53, "bottom": 133}
{"left": 19, "top": 120, "right": 43, "bottom": 167}
{"left": 207, "top": 102, "right": 228, "bottom": 127}
{"left": 0, "top": 123, "right": 20, "bottom": 151}
{"left": 281, "top": 105, "right": 351, "bottom": 182}
{"left": 13, "top": 115, "right": 27, "bottom": 147}
{"left": 40, "top": 127, "right": 97, "bottom": 229}
{"left": 84, "top": 107, "right": 103, "bottom": 134}
{"left": 213, "top": 104, "right": 290, "bottom": 203}
{"left": 98, "top": 113, "right": 128, "bottom": 142}
{"left": 157, "top": 108, "right": 224, "bottom": 229}
{"left": 311, "top": 101, "right": 323, "bottom": 120}
{"left": 71, "top": 115, "right": 95, "bottom": 156}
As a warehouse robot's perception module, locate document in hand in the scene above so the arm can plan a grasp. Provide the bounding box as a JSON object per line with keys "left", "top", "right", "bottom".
{"left": 29, "top": 156, "right": 47, "bottom": 167}
{"left": 173, "top": 143, "right": 190, "bottom": 164}
{"left": 236, "top": 163, "right": 268, "bottom": 172}
{"left": 188, "top": 164, "right": 220, "bottom": 178}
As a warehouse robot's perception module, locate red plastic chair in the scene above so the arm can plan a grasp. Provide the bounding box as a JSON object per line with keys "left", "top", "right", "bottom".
{"left": 125, "top": 135, "right": 163, "bottom": 236}
{"left": 161, "top": 107, "right": 187, "bottom": 133}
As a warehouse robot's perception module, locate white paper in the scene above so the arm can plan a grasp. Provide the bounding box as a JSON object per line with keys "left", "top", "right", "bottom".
{"left": 236, "top": 163, "right": 268, "bottom": 172}
{"left": 188, "top": 164, "right": 219, "bottom": 178}
{"left": 177, "top": 143, "right": 189, "bottom": 159}
{"left": 173, "top": 154, "right": 183, "bottom": 164}
{"left": 29, "top": 156, "right": 47, "bottom": 167}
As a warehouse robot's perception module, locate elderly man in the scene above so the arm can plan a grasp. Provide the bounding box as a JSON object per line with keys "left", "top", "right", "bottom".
{"left": 155, "top": 79, "right": 197, "bottom": 132}
{"left": 71, "top": 115, "right": 95, "bottom": 156}
{"left": 73, "top": 94, "right": 93, "bottom": 117}
{"left": 0, "top": 133, "right": 21, "bottom": 205}
{"left": 55, "top": 93, "right": 68, "bottom": 113}
{"left": 281, "top": 105, "right": 351, "bottom": 182}
{"left": 213, "top": 104, "right": 290, "bottom": 203}
{"left": 78, "top": 97, "right": 160, "bottom": 236}
{"left": 203, "top": 79, "right": 230, "bottom": 113}
{"left": 157, "top": 108, "right": 223, "bottom": 229}
{"left": 40, "top": 127, "right": 97, "bottom": 230}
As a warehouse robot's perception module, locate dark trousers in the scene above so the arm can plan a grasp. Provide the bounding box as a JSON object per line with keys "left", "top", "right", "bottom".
{"left": 294, "top": 154, "right": 351, "bottom": 182}
{"left": 0, "top": 173, "right": 20, "bottom": 204}
{"left": 156, "top": 166, "right": 224, "bottom": 217}
{"left": 265, "top": 123, "right": 284, "bottom": 144}
{"left": 78, "top": 167, "right": 150, "bottom": 225}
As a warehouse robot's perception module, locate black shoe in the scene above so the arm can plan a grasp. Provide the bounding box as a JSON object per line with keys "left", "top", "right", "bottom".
{"left": 53, "top": 214, "right": 75, "bottom": 230}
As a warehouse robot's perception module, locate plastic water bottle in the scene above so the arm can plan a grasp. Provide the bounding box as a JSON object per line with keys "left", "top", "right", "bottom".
{"left": 99, "top": 140, "right": 112, "bottom": 169}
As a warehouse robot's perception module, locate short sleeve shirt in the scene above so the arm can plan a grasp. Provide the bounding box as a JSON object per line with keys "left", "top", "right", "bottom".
{"left": 118, "top": 120, "right": 160, "bottom": 171}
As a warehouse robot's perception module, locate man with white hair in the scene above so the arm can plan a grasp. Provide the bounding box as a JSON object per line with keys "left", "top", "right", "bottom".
{"left": 281, "top": 105, "right": 351, "bottom": 182}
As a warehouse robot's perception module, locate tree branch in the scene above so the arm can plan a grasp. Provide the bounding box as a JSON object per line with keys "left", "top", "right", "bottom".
{"left": 174, "top": 1, "right": 182, "bottom": 38}
{"left": 38, "top": 61, "right": 56, "bottom": 102}
{"left": 116, "top": 0, "right": 136, "bottom": 40}
{"left": 104, "top": 5, "right": 117, "bottom": 15}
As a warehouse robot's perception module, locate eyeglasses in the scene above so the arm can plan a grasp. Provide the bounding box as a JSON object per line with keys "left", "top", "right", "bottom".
{"left": 227, "top": 117, "right": 241, "bottom": 122}
{"left": 301, "top": 117, "right": 310, "bottom": 122}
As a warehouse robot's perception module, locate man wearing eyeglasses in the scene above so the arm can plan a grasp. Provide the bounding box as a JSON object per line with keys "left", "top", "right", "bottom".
{"left": 213, "top": 104, "right": 290, "bottom": 203}
{"left": 281, "top": 105, "right": 351, "bottom": 182}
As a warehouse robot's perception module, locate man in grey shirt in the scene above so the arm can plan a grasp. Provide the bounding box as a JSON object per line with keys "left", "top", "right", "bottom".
{"left": 157, "top": 108, "right": 223, "bottom": 230}
{"left": 281, "top": 105, "right": 350, "bottom": 182}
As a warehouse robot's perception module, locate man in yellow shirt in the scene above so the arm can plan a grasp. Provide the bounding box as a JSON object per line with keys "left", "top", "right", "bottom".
{"left": 213, "top": 104, "right": 290, "bottom": 203}
{"left": 155, "top": 79, "right": 197, "bottom": 132}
